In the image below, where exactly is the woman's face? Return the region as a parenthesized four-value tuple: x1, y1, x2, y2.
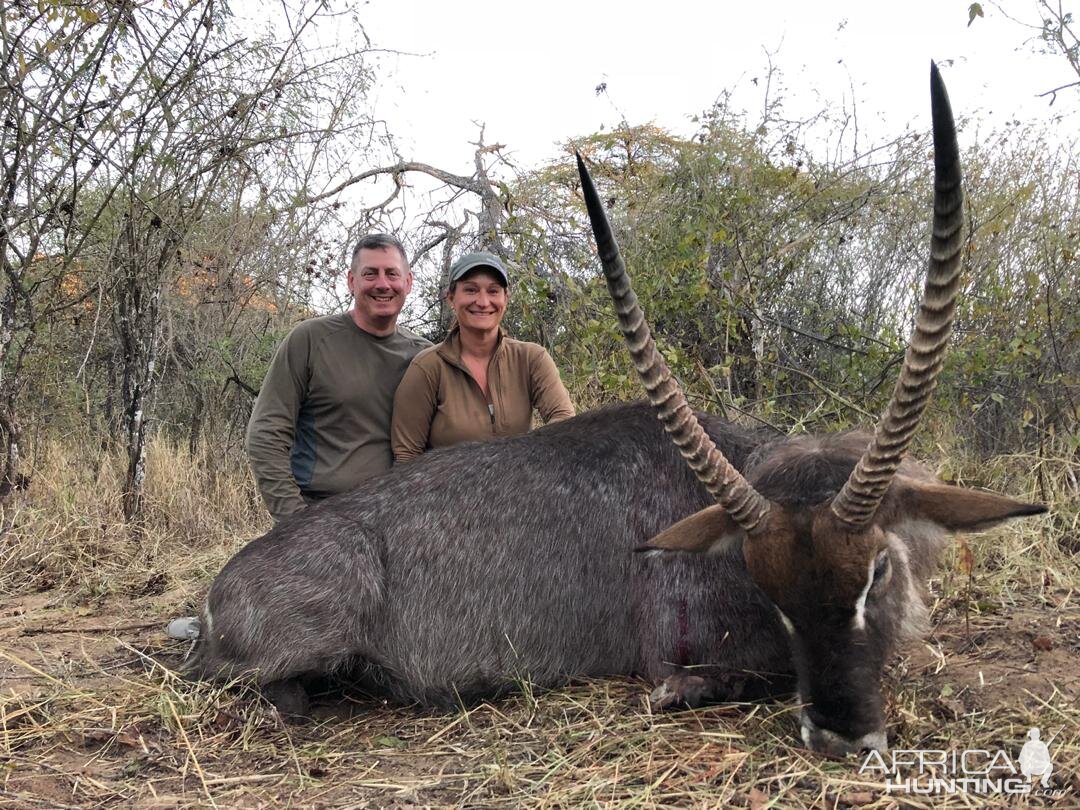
(448, 269, 508, 333)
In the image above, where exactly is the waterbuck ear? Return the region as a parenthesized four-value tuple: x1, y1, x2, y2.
(901, 482, 1048, 532)
(637, 504, 745, 555)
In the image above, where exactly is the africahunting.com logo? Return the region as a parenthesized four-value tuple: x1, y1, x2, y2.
(859, 727, 1070, 798)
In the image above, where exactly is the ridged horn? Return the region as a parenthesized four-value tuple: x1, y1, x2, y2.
(576, 152, 771, 533)
(832, 62, 965, 527)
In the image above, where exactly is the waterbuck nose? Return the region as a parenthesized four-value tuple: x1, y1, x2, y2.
(800, 710, 887, 757)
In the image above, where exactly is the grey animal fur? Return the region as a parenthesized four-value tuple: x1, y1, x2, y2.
(186, 400, 943, 708)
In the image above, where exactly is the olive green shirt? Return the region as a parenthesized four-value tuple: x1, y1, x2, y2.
(391, 327, 575, 462)
(246, 312, 430, 520)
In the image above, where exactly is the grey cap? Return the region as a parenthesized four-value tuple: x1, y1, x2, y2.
(448, 251, 509, 287)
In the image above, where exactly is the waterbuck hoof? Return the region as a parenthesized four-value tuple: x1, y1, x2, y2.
(262, 678, 311, 723)
(650, 673, 714, 711)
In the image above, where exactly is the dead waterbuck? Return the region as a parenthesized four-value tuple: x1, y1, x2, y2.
(186, 64, 1045, 756)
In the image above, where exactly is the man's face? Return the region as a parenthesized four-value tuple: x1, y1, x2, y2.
(348, 246, 413, 328)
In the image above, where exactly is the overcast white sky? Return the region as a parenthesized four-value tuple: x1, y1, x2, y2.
(355, 0, 1073, 173)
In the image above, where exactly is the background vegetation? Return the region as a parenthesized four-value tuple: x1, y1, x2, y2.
(1, 3, 1075, 533)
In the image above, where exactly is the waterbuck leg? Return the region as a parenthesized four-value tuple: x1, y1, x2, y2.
(650, 668, 796, 711)
(650, 671, 719, 710)
(262, 677, 310, 722)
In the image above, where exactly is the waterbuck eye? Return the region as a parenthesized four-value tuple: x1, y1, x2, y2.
(872, 551, 891, 585)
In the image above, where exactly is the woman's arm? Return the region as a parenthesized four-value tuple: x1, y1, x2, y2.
(529, 346, 576, 424)
(391, 358, 440, 462)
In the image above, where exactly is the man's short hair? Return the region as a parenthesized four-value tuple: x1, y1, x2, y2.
(351, 233, 408, 268)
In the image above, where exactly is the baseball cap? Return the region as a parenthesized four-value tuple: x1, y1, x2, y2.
(448, 251, 509, 287)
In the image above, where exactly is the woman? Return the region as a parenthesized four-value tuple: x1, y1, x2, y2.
(392, 251, 575, 462)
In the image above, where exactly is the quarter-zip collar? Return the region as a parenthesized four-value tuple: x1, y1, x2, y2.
(434, 325, 507, 372)
(435, 325, 506, 429)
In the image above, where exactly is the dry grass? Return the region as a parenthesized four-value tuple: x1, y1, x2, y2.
(1, 433, 1077, 807)
(0, 437, 269, 602)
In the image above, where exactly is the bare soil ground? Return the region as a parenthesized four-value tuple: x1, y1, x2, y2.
(2, 573, 1077, 808)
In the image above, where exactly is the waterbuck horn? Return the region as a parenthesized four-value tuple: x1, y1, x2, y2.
(831, 62, 965, 527)
(576, 152, 771, 533)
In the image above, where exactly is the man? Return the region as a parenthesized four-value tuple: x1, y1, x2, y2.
(167, 235, 430, 642)
(246, 233, 431, 521)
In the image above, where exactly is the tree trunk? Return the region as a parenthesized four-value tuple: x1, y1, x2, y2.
(188, 387, 204, 457)
(115, 209, 170, 526)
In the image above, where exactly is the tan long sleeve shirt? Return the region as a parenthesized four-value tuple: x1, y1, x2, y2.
(391, 328, 575, 462)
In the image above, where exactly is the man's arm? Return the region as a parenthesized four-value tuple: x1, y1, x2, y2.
(245, 327, 310, 520)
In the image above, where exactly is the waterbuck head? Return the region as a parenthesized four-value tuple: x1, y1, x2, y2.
(577, 64, 1047, 756)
